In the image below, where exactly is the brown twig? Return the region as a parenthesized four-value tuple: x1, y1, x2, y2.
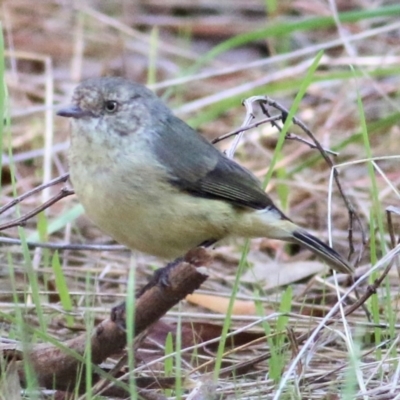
(0, 237, 128, 252)
(0, 173, 70, 216)
(0, 187, 74, 231)
(212, 107, 338, 156)
(258, 97, 366, 263)
(284, 132, 338, 155)
(261, 104, 338, 156)
(211, 115, 281, 144)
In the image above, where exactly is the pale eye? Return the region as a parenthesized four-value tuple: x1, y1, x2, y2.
(104, 100, 118, 113)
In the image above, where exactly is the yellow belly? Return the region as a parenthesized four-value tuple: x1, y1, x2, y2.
(71, 166, 236, 258)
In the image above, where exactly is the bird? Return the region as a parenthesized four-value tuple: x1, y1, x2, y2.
(57, 76, 353, 275)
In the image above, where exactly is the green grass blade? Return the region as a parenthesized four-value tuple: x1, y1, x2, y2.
(262, 50, 324, 188)
(193, 5, 400, 70)
(51, 251, 74, 326)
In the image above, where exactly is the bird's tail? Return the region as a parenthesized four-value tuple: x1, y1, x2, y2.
(249, 208, 353, 274)
(292, 229, 353, 274)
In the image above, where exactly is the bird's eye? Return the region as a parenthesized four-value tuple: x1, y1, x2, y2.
(104, 100, 118, 113)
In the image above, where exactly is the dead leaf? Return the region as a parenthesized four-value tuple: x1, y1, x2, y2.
(186, 293, 256, 315)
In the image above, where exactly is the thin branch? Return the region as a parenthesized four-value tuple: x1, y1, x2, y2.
(0, 237, 128, 252)
(211, 115, 281, 145)
(0, 173, 70, 216)
(285, 132, 338, 155)
(263, 103, 338, 155)
(259, 97, 366, 261)
(0, 187, 74, 231)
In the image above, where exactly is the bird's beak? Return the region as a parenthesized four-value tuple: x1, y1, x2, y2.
(57, 105, 92, 119)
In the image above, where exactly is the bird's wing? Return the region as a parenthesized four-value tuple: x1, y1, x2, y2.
(150, 114, 279, 211)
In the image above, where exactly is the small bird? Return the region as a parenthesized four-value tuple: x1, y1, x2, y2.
(57, 77, 353, 274)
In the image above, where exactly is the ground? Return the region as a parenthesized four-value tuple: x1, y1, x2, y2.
(0, 1, 400, 399)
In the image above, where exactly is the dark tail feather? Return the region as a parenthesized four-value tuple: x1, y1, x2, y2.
(293, 229, 353, 274)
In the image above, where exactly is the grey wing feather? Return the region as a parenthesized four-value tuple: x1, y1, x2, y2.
(150, 113, 276, 210)
(192, 157, 271, 209)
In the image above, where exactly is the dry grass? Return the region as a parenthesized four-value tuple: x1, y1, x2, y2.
(1, 0, 400, 399)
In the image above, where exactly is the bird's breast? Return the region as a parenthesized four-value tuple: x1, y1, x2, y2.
(70, 157, 236, 258)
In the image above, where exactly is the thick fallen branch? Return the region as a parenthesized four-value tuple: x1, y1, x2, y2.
(20, 248, 210, 393)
